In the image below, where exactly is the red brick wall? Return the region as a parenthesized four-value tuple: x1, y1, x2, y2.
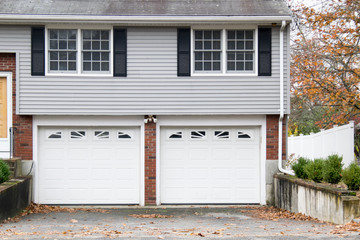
(0, 53, 33, 160)
(144, 122, 156, 205)
(266, 115, 287, 160)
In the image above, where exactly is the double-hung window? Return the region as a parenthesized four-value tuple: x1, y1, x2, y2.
(47, 28, 111, 74)
(192, 28, 256, 75)
(49, 29, 77, 72)
(227, 30, 254, 72)
(194, 30, 222, 72)
(82, 30, 110, 72)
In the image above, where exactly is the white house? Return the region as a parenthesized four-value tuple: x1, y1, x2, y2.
(0, 0, 292, 205)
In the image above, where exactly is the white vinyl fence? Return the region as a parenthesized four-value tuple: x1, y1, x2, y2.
(288, 121, 355, 167)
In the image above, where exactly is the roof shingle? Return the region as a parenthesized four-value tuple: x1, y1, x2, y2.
(0, 0, 291, 17)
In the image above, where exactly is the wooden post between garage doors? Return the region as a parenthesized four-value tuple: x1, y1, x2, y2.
(144, 115, 156, 205)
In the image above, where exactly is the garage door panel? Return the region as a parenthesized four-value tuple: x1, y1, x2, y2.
(113, 168, 138, 179)
(212, 168, 233, 178)
(91, 161, 116, 168)
(41, 189, 65, 202)
(212, 188, 232, 199)
(188, 148, 209, 161)
(65, 180, 89, 188)
(68, 189, 90, 199)
(92, 148, 112, 159)
(41, 161, 64, 168)
(41, 169, 65, 180)
(235, 168, 258, 177)
(188, 168, 209, 179)
(112, 189, 139, 202)
(210, 180, 235, 187)
(90, 169, 113, 180)
(212, 148, 233, 160)
(39, 126, 140, 204)
(67, 169, 90, 180)
(115, 148, 139, 158)
(161, 126, 260, 204)
(67, 153, 91, 162)
(42, 148, 66, 161)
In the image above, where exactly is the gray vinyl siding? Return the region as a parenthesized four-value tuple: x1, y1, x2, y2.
(0, 25, 290, 115)
(127, 28, 177, 77)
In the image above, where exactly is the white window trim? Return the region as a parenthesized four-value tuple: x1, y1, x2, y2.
(191, 26, 258, 77)
(45, 26, 114, 77)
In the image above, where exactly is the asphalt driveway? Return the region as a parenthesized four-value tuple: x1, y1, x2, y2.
(0, 205, 359, 239)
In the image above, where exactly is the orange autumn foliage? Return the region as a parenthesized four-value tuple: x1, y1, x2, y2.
(291, 0, 360, 128)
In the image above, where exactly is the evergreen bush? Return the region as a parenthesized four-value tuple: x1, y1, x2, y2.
(291, 157, 310, 179)
(0, 159, 10, 184)
(323, 154, 343, 184)
(304, 158, 324, 183)
(342, 162, 360, 191)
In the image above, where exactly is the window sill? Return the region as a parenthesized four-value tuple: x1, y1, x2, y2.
(191, 72, 258, 77)
(45, 73, 113, 77)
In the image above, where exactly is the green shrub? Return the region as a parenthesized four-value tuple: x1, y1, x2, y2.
(342, 163, 360, 191)
(0, 160, 10, 184)
(291, 157, 310, 179)
(323, 154, 343, 184)
(304, 158, 324, 183)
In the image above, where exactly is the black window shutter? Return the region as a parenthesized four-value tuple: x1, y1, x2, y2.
(31, 27, 45, 76)
(177, 28, 191, 76)
(113, 28, 127, 77)
(258, 28, 272, 76)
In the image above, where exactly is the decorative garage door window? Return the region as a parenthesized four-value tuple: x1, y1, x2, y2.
(118, 131, 131, 139)
(238, 131, 251, 139)
(214, 130, 230, 139)
(169, 131, 182, 139)
(70, 130, 86, 139)
(48, 131, 62, 139)
(94, 130, 109, 139)
(191, 130, 206, 139)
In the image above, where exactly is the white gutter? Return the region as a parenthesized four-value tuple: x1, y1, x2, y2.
(278, 20, 294, 175)
(0, 14, 292, 24)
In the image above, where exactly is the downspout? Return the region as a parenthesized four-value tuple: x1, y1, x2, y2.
(278, 20, 294, 175)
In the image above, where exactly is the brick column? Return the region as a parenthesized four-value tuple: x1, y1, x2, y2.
(0, 53, 33, 160)
(144, 121, 156, 205)
(266, 115, 287, 160)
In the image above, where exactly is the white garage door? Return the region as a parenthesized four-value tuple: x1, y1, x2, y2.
(161, 127, 260, 204)
(38, 127, 140, 204)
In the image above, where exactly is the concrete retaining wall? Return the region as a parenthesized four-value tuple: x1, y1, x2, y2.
(0, 177, 31, 222)
(274, 174, 360, 224)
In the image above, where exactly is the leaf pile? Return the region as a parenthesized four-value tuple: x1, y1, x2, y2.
(242, 206, 322, 222)
(331, 222, 360, 235)
(2, 203, 108, 223)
